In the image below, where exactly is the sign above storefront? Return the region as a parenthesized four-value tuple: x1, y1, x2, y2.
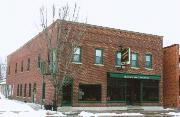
(108, 72, 160, 80)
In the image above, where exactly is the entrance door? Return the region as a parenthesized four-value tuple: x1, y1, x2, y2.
(126, 79, 141, 105)
(62, 84, 72, 106)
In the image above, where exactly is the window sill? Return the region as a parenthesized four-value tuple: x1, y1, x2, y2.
(115, 65, 125, 68)
(145, 68, 153, 70)
(72, 62, 82, 64)
(131, 67, 140, 69)
(94, 64, 104, 66)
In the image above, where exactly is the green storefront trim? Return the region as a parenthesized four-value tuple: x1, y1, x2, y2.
(108, 72, 161, 80)
(107, 100, 126, 103)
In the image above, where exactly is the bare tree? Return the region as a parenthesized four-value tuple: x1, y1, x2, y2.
(39, 3, 86, 107)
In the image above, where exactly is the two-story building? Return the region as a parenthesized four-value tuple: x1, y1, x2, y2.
(6, 20, 163, 107)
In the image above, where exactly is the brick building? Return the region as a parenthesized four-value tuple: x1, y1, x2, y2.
(7, 20, 163, 107)
(163, 44, 180, 108)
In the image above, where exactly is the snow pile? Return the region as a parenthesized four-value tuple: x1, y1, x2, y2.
(0, 95, 66, 117)
(167, 112, 180, 116)
(46, 110, 66, 116)
(78, 111, 95, 117)
(0, 93, 5, 99)
(78, 111, 144, 117)
(0, 99, 34, 111)
(163, 108, 174, 111)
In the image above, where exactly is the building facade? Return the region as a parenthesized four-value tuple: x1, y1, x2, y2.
(163, 44, 180, 108)
(7, 20, 163, 107)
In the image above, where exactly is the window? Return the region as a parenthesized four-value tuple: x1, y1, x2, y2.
(131, 53, 139, 67)
(27, 58, 30, 71)
(21, 61, 24, 72)
(24, 84, 26, 97)
(20, 84, 22, 96)
(73, 47, 81, 63)
(17, 84, 19, 96)
(145, 54, 152, 69)
(95, 49, 103, 64)
(8, 66, 10, 75)
(38, 54, 41, 68)
(15, 63, 18, 73)
(29, 83, 31, 97)
(107, 78, 126, 102)
(42, 82, 46, 99)
(78, 84, 101, 102)
(142, 80, 159, 102)
(115, 52, 121, 66)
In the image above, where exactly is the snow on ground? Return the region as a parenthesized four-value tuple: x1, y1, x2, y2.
(167, 112, 180, 116)
(78, 111, 144, 117)
(0, 93, 66, 117)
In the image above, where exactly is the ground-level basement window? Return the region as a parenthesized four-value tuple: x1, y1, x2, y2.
(78, 84, 101, 102)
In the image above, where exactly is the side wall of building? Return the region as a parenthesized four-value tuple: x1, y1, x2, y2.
(6, 23, 58, 105)
(163, 44, 180, 108)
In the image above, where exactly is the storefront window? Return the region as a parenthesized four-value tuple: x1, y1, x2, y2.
(142, 80, 159, 102)
(78, 84, 101, 102)
(107, 78, 126, 102)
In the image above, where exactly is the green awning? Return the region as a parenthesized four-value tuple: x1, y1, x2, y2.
(108, 72, 161, 80)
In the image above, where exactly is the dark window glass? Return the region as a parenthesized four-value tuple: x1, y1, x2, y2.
(20, 84, 22, 96)
(42, 82, 46, 99)
(78, 84, 101, 101)
(107, 78, 126, 102)
(38, 54, 41, 68)
(29, 83, 31, 97)
(8, 66, 10, 75)
(15, 63, 18, 73)
(27, 58, 30, 71)
(21, 61, 24, 72)
(142, 80, 159, 102)
(17, 84, 19, 96)
(24, 84, 26, 97)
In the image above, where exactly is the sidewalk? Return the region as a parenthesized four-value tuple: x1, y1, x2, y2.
(57, 106, 179, 117)
(58, 106, 166, 112)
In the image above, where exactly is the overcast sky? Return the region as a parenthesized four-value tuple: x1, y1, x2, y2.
(0, 0, 180, 62)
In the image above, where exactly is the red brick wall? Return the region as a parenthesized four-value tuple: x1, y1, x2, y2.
(7, 20, 163, 107)
(69, 22, 163, 106)
(6, 23, 57, 105)
(163, 44, 180, 108)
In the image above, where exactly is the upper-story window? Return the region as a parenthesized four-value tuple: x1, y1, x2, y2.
(8, 66, 10, 75)
(145, 54, 152, 69)
(27, 58, 30, 71)
(131, 53, 139, 68)
(73, 47, 81, 63)
(115, 52, 121, 66)
(21, 61, 24, 72)
(95, 49, 103, 64)
(15, 63, 18, 74)
(38, 54, 41, 68)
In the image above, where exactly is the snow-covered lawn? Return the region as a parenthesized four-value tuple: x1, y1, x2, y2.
(0, 93, 66, 117)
